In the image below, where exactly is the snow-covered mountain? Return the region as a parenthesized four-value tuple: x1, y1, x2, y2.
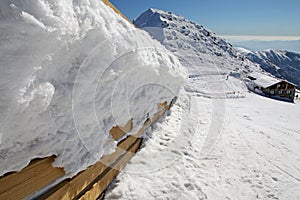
(242, 49, 300, 88)
(134, 8, 260, 98)
(105, 9, 300, 200)
(134, 8, 256, 76)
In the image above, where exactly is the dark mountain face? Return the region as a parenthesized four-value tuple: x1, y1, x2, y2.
(245, 50, 300, 88)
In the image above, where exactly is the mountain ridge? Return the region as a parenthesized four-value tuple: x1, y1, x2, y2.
(134, 8, 253, 77)
(135, 8, 299, 89)
(242, 49, 300, 88)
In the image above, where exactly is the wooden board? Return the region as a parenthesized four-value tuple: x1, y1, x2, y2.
(0, 100, 171, 200)
(0, 156, 64, 200)
(78, 139, 142, 200)
(45, 137, 142, 200)
(110, 119, 133, 141)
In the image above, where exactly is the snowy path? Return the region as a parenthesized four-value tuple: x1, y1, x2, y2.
(105, 89, 300, 199)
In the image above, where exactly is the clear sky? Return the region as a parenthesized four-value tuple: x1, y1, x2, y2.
(109, 0, 300, 37)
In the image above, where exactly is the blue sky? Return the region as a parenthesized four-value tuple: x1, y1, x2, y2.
(110, 0, 300, 37)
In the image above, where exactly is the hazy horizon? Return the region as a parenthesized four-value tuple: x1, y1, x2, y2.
(222, 35, 300, 53)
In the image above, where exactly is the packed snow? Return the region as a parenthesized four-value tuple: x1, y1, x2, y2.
(0, 1, 186, 177)
(104, 8, 300, 200)
(105, 90, 300, 200)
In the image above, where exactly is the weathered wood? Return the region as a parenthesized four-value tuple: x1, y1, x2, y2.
(0, 99, 171, 200)
(0, 156, 64, 200)
(45, 136, 141, 200)
(110, 119, 133, 141)
(78, 139, 142, 200)
(45, 151, 123, 200)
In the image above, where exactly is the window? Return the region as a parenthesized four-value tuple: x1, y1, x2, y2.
(270, 90, 274, 95)
(278, 90, 282, 95)
(286, 90, 291, 94)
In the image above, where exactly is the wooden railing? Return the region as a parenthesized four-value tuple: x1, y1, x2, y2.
(0, 2, 172, 199)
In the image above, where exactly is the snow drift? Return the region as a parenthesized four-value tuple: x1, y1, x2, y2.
(0, 1, 186, 177)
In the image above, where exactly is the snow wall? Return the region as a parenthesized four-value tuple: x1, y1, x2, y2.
(0, 0, 187, 177)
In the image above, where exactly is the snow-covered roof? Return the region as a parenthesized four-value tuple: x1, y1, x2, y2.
(254, 77, 280, 88)
(249, 72, 281, 88)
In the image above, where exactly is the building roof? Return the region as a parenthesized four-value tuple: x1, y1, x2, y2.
(253, 76, 281, 88)
(249, 72, 297, 88)
(249, 72, 281, 88)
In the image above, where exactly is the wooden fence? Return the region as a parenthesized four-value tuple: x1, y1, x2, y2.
(0, 100, 173, 200)
(0, 2, 172, 199)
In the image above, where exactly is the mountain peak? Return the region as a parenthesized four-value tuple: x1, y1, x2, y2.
(148, 8, 165, 14)
(135, 8, 185, 28)
(134, 8, 241, 71)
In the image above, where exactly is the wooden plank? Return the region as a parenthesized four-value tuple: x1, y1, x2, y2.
(0, 156, 64, 200)
(77, 105, 170, 199)
(45, 152, 121, 200)
(78, 139, 142, 200)
(110, 119, 133, 141)
(0, 157, 53, 194)
(45, 137, 139, 200)
(0, 101, 171, 200)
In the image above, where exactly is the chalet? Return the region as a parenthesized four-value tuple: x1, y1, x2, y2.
(247, 73, 297, 101)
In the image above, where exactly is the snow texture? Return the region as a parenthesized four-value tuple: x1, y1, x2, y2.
(105, 8, 300, 200)
(106, 91, 300, 200)
(134, 9, 256, 77)
(0, 1, 186, 177)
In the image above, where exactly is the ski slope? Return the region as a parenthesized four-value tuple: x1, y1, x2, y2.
(104, 8, 300, 200)
(105, 87, 300, 200)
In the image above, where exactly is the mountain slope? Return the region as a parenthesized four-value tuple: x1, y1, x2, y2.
(134, 8, 261, 99)
(243, 49, 300, 88)
(105, 8, 300, 200)
(134, 8, 256, 77)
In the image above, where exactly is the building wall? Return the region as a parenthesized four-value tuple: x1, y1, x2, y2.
(263, 81, 296, 101)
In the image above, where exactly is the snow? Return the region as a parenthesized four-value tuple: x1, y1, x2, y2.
(105, 88, 300, 200)
(2, 2, 299, 199)
(105, 8, 300, 200)
(235, 47, 252, 55)
(0, 1, 186, 177)
(134, 8, 257, 79)
(248, 72, 281, 88)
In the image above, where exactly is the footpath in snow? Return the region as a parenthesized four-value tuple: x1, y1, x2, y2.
(105, 85, 300, 200)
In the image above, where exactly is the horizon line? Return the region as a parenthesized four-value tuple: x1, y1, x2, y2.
(222, 35, 300, 41)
